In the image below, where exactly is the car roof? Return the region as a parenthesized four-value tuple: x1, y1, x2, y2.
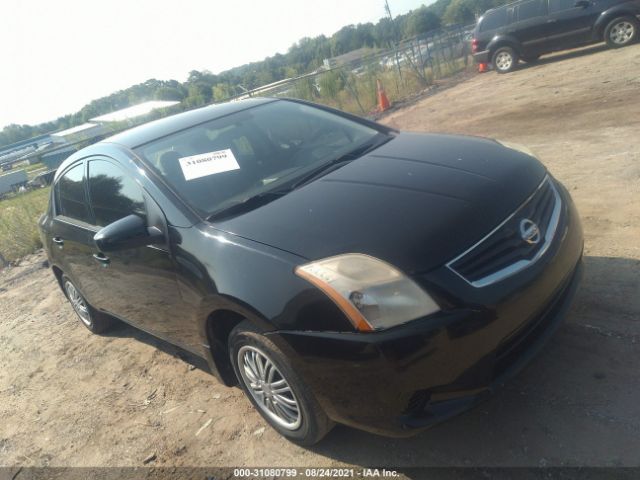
(102, 97, 277, 149)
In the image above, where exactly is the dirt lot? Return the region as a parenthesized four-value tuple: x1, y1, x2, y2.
(1, 43, 639, 470)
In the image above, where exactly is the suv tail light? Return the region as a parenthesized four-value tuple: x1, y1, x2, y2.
(471, 38, 479, 54)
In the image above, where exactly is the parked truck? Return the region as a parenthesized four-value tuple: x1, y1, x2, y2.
(0, 169, 28, 196)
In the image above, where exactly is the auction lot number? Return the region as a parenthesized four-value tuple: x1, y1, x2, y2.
(233, 468, 399, 477)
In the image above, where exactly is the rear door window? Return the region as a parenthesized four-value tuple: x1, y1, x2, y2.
(516, 0, 547, 21)
(480, 9, 509, 31)
(54, 163, 91, 223)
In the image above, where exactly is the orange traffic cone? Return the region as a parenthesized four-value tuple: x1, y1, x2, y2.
(478, 62, 488, 73)
(377, 79, 391, 112)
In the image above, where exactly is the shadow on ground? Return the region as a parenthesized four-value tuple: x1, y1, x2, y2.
(517, 44, 609, 71)
(102, 322, 211, 373)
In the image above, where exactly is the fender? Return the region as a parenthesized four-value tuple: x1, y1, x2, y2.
(592, 0, 640, 38)
(176, 222, 354, 385)
(486, 33, 524, 59)
(196, 293, 275, 385)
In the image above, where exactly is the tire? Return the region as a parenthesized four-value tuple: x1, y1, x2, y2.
(604, 16, 639, 48)
(229, 321, 333, 446)
(522, 54, 541, 63)
(62, 275, 113, 334)
(492, 46, 519, 74)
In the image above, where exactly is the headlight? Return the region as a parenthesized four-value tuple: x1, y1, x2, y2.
(496, 139, 537, 158)
(295, 253, 440, 332)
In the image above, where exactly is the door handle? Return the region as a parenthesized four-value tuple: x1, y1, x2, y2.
(547, 18, 558, 23)
(92, 252, 110, 266)
(52, 237, 64, 247)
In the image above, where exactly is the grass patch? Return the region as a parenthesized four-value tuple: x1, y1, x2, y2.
(24, 161, 45, 173)
(0, 188, 50, 264)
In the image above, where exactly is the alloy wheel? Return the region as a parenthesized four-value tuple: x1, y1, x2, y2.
(495, 51, 513, 71)
(238, 345, 302, 430)
(64, 280, 91, 327)
(610, 21, 635, 45)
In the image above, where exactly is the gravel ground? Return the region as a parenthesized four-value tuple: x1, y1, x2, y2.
(1, 43, 639, 471)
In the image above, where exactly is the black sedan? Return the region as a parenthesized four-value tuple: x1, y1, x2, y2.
(39, 98, 583, 445)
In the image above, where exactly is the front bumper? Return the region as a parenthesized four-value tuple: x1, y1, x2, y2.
(267, 182, 583, 437)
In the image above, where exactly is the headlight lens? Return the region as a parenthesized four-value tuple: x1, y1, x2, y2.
(295, 254, 440, 332)
(496, 139, 537, 158)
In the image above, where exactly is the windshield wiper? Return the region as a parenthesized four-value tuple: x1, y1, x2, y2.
(287, 133, 393, 191)
(207, 190, 288, 222)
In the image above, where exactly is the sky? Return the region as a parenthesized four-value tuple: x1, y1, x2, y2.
(0, 0, 429, 130)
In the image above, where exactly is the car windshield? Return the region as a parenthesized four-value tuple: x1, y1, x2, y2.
(134, 100, 384, 218)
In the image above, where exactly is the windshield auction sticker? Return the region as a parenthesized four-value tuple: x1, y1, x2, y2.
(178, 149, 240, 180)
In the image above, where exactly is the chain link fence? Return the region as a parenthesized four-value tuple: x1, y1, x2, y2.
(225, 24, 475, 117)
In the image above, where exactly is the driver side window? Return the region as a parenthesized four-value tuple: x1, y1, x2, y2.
(87, 159, 146, 227)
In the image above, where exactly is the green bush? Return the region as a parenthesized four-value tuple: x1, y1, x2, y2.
(0, 188, 50, 264)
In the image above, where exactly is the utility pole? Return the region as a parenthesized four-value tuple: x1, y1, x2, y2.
(384, 0, 399, 43)
(384, 0, 404, 88)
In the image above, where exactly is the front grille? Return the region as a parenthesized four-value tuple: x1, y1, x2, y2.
(448, 176, 561, 287)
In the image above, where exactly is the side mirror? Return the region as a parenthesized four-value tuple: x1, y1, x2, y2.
(574, 0, 590, 7)
(94, 214, 164, 252)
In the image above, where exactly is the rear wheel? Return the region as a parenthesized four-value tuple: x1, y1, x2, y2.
(229, 321, 333, 446)
(604, 16, 639, 48)
(492, 46, 519, 74)
(62, 275, 113, 333)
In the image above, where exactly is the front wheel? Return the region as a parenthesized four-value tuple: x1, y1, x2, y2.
(604, 16, 639, 48)
(492, 46, 519, 74)
(229, 321, 333, 445)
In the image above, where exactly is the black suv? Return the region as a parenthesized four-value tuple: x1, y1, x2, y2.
(472, 0, 640, 73)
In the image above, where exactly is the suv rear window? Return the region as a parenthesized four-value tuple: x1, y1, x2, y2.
(480, 9, 509, 32)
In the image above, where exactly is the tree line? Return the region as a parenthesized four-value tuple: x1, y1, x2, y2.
(1, 0, 511, 149)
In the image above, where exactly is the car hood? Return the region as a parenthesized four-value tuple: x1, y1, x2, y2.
(214, 132, 547, 274)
